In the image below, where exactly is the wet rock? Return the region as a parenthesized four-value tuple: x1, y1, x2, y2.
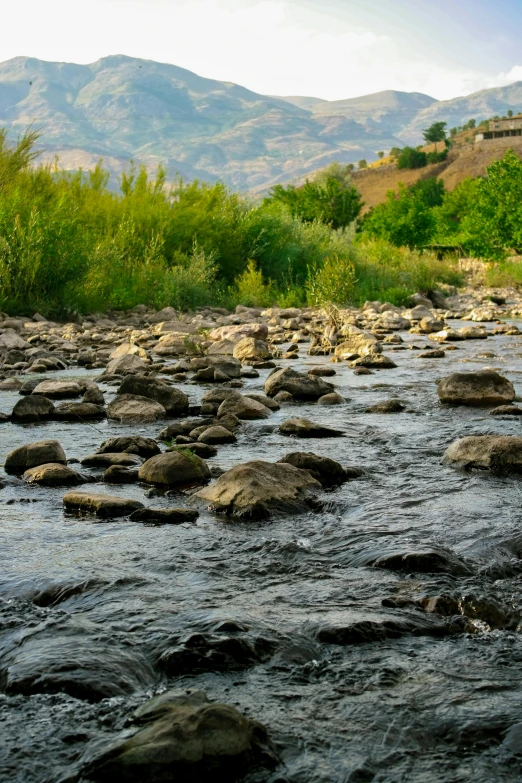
(0, 378, 23, 391)
(308, 366, 336, 377)
(53, 402, 106, 420)
(418, 349, 445, 358)
(334, 333, 381, 359)
(195, 459, 321, 518)
(210, 323, 269, 342)
(232, 337, 272, 362)
(351, 354, 397, 369)
(104, 354, 148, 375)
(244, 393, 279, 411)
(23, 463, 86, 486)
(279, 417, 344, 438)
(83, 384, 105, 405)
(138, 451, 210, 486)
(442, 435, 522, 473)
(31, 380, 82, 398)
(63, 491, 144, 517)
(353, 367, 373, 375)
(19, 378, 46, 395)
(318, 392, 345, 405)
(5, 439, 66, 473)
(11, 395, 55, 422)
(458, 325, 489, 339)
(370, 548, 472, 576)
(96, 436, 161, 459)
(118, 376, 189, 416)
(80, 690, 277, 782)
(198, 425, 237, 444)
(170, 442, 218, 459)
(81, 452, 144, 468)
(490, 405, 522, 416)
(129, 507, 199, 524)
(278, 451, 361, 486)
(103, 465, 140, 483)
(421, 593, 519, 630)
(217, 394, 270, 421)
(273, 390, 294, 402)
(317, 616, 455, 645)
(159, 633, 272, 674)
(107, 394, 167, 423)
(437, 370, 515, 406)
(365, 400, 405, 413)
(265, 367, 333, 400)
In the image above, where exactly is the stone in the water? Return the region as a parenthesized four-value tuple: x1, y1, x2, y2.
(217, 394, 270, 420)
(104, 465, 140, 483)
(279, 417, 344, 438)
(53, 402, 106, 420)
(63, 491, 144, 517)
(195, 459, 320, 518)
(118, 375, 189, 416)
(244, 393, 280, 411)
(138, 451, 210, 486)
(5, 439, 66, 473)
(81, 452, 144, 468)
(317, 616, 454, 645)
(11, 395, 55, 422)
(159, 633, 271, 674)
(232, 337, 272, 362)
(31, 380, 82, 399)
(308, 366, 336, 377)
(107, 394, 167, 423)
(80, 690, 277, 782)
(264, 367, 333, 400)
(129, 507, 199, 524)
(437, 370, 515, 406)
(169, 442, 218, 459)
(490, 405, 522, 416)
(23, 463, 86, 486)
(83, 384, 105, 405)
(366, 400, 405, 413)
(317, 392, 345, 405)
(442, 435, 522, 473)
(418, 349, 445, 358)
(97, 436, 160, 459)
(104, 354, 148, 376)
(371, 548, 472, 575)
(278, 451, 361, 486)
(198, 425, 237, 444)
(351, 354, 397, 369)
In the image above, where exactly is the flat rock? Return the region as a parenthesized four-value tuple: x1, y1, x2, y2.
(279, 418, 344, 438)
(443, 435, 522, 473)
(107, 394, 167, 423)
(366, 400, 405, 413)
(31, 380, 82, 399)
(5, 440, 66, 473)
(210, 323, 269, 342)
(63, 491, 144, 517)
(53, 402, 106, 420)
(490, 405, 522, 416)
(437, 370, 515, 406)
(23, 463, 86, 486)
(138, 451, 210, 486)
(351, 354, 397, 369)
(81, 452, 144, 468)
(195, 459, 321, 518)
(129, 507, 199, 524)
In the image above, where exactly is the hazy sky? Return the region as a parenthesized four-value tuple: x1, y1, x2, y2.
(3, 0, 522, 100)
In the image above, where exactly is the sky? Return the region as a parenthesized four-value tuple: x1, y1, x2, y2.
(2, 0, 522, 101)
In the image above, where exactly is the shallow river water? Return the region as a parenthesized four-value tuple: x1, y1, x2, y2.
(2, 320, 522, 782)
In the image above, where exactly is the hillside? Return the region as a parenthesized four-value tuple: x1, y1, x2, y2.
(0, 55, 399, 191)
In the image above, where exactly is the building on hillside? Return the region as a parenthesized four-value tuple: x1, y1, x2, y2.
(475, 115, 522, 142)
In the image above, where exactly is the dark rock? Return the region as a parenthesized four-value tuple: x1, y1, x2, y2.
(53, 402, 106, 420)
(12, 395, 55, 422)
(96, 436, 160, 459)
(317, 616, 456, 645)
(129, 507, 199, 524)
(170, 442, 218, 459)
(437, 370, 515, 406)
(279, 417, 344, 438)
(23, 463, 86, 486)
(370, 548, 472, 576)
(81, 453, 143, 468)
(103, 465, 140, 483)
(138, 451, 210, 486)
(118, 375, 189, 415)
(5, 440, 66, 473)
(278, 451, 361, 486)
(490, 405, 522, 416)
(265, 367, 333, 399)
(365, 399, 405, 413)
(159, 633, 272, 674)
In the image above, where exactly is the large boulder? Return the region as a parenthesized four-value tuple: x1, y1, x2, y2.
(96, 436, 160, 459)
(198, 426, 237, 445)
(232, 337, 272, 362)
(31, 380, 82, 399)
(107, 395, 167, 423)
(104, 354, 149, 375)
(118, 376, 189, 416)
(80, 689, 277, 783)
(264, 367, 333, 400)
(278, 452, 361, 486)
(5, 440, 66, 473)
(209, 323, 268, 343)
(437, 370, 515, 406)
(53, 402, 106, 420)
(63, 491, 144, 517)
(442, 436, 522, 473)
(217, 395, 270, 421)
(335, 333, 381, 359)
(23, 463, 86, 486)
(0, 329, 30, 350)
(138, 451, 210, 486)
(11, 395, 55, 422)
(195, 460, 321, 518)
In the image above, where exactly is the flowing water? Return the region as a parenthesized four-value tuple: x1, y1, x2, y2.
(2, 321, 522, 782)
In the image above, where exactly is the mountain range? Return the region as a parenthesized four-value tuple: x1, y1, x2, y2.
(1, 55, 522, 191)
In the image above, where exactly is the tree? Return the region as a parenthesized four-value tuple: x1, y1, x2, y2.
(377, 151, 385, 159)
(422, 121, 447, 145)
(358, 159, 367, 169)
(363, 182, 436, 248)
(397, 147, 427, 170)
(346, 163, 355, 172)
(411, 177, 445, 208)
(508, 109, 514, 118)
(390, 147, 402, 159)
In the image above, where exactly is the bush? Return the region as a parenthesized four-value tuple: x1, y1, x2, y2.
(397, 147, 428, 170)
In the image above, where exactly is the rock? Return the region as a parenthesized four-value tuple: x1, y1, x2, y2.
(31, 380, 82, 399)
(80, 690, 277, 783)
(370, 548, 472, 575)
(208, 339, 235, 355)
(410, 293, 434, 309)
(81, 453, 144, 468)
(442, 435, 522, 473)
(118, 376, 189, 416)
(279, 418, 344, 438)
(308, 366, 336, 377)
(244, 393, 280, 411)
(418, 349, 445, 358)
(170, 442, 218, 459)
(63, 491, 144, 517)
(53, 402, 106, 420)
(437, 370, 515, 406)
(353, 367, 372, 375)
(0, 329, 29, 350)
(217, 395, 270, 421)
(264, 367, 333, 400)
(209, 323, 269, 342)
(278, 451, 361, 486)
(83, 385, 105, 405)
(335, 333, 381, 358)
(317, 392, 345, 405)
(273, 390, 294, 402)
(108, 342, 145, 360)
(0, 378, 23, 390)
(138, 451, 210, 486)
(490, 405, 522, 416)
(195, 460, 321, 518)
(97, 436, 161, 458)
(366, 400, 405, 413)
(129, 507, 199, 524)
(19, 379, 45, 395)
(5, 440, 66, 473)
(317, 616, 454, 646)
(107, 394, 167, 423)
(198, 426, 237, 444)
(351, 354, 397, 369)
(232, 337, 272, 362)
(103, 465, 140, 483)
(11, 395, 55, 422)
(159, 634, 271, 675)
(458, 326, 489, 339)
(23, 463, 86, 486)
(104, 354, 148, 375)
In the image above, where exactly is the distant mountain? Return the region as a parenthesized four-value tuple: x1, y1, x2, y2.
(0, 55, 520, 191)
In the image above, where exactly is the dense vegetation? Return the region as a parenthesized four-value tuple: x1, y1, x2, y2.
(1, 128, 521, 317)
